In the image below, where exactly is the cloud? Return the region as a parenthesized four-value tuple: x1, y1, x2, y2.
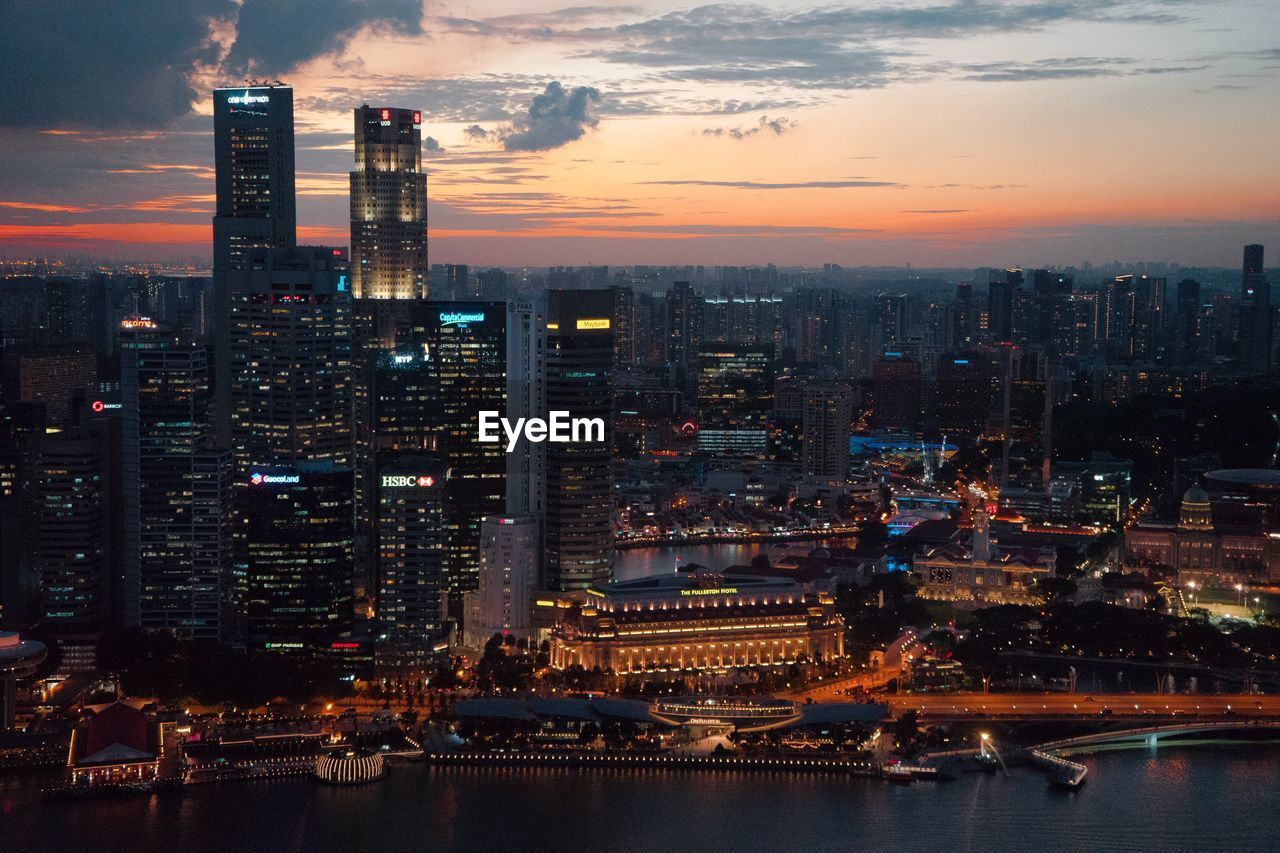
(0, 1, 234, 128)
(223, 0, 425, 77)
(900, 209, 976, 214)
(0, 0, 426, 129)
(642, 179, 900, 189)
(464, 124, 492, 141)
(702, 115, 797, 139)
(424, 136, 445, 155)
(501, 82, 601, 152)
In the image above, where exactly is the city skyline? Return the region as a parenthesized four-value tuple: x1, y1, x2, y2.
(0, 1, 1278, 267)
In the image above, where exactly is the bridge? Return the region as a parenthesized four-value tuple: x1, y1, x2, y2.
(1032, 720, 1280, 755)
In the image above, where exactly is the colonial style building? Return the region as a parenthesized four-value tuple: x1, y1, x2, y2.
(550, 573, 844, 676)
(915, 508, 1055, 605)
(1125, 485, 1280, 586)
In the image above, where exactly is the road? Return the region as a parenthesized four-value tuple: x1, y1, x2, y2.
(785, 628, 927, 701)
(884, 691, 1280, 720)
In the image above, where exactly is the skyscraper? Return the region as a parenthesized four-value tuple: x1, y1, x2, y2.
(1239, 244, 1272, 375)
(695, 344, 774, 459)
(36, 433, 111, 631)
(349, 106, 428, 300)
(228, 246, 354, 474)
(375, 457, 449, 651)
(543, 290, 614, 591)
(465, 515, 539, 646)
(410, 302, 507, 615)
(987, 268, 1021, 344)
(240, 462, 354, 652)
(120, 324, 232, 640)
(213, 84, 297, 443)
(801, 383, 854, 483)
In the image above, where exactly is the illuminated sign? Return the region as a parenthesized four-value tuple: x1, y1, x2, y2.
(330, 642, 361, 650)
(120, 317, 156, 330)
(576, 318, 610, 330)
(264, 642, 303, 649)
(226, 89, 270, 105)
(381, 108, 390, 121)
(337, 274, 348, 292)
(439, 311, 485, 326)
(90, 400, 122, 412)
(392, 353, 415, 365)
(413, 111, 422, 125)
(250, 473, 300, 486)
(680, 587, 739, 597)
(381, 475, 436, 488)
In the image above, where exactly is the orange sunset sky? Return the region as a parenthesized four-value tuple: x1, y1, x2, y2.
(0, 1, 1277, 267)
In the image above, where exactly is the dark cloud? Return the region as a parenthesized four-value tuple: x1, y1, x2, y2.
(464, 124, 492, 141)
(0, 1, 234, 128)
(223, 0, 425, 77)
(642, 179, 900, 189)
(424, 135, 445, 155)
(501, 82, 601, 152)
(952, 56, 1207, 82)
(702, 116, 797, 139)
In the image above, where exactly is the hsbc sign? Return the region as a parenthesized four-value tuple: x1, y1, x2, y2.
(381, 475, 436, 489)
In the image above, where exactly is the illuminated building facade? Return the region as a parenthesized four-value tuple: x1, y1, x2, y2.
(213, 83, 297, 442)
(120, 327, 232, 640)
(801, 383, 854, 482)
(239, 462, 354, 653)
(410, 302, 507, 612)
(695, 344, 774, 459)
(551, 573, 844, 675)
(464, 514, 539, 646)
(17, 345, 97, 428)
(228, 246, 354, 474)
(350, 106, 428, 300)
(376, 457, 449, 643)
(543, 290, 614, 591)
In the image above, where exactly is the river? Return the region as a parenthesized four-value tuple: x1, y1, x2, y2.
(2, 746, 1276, 852)
(612, 541, 824, 581)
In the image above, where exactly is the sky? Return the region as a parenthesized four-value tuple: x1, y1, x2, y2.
(0, 0, 1277, 268)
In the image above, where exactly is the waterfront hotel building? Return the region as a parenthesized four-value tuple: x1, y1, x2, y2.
(550, 573, 844, 675)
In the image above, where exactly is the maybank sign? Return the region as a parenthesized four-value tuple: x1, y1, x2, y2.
(576, 318, 610, 330)
(440, 311, 485, 327)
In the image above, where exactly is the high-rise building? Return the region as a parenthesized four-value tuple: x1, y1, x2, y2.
(987, 268, 1021, 344)
(1239, 244, 1272, 375)
(695, 344, 774, 458)
(667, 281, 701, 396)
(36, 433, 111, 631)
(931, 353, 995, 438)
(543, 290, 614, 591)
(801, 383, 854, 483)
(375, 457, 449, 647)
(349, 106, 428, 300)
(17, 346, 96, 428)
(120, 326, 232, 640)
(212, 84, 297, 443)
(240, 462, 354, 653)
(228, 246, 354, 474)
(465, 515, 539, 647)
(410, 302, 507, 614)
(505, 300, 545, 519)
(869, 355, 920, 432)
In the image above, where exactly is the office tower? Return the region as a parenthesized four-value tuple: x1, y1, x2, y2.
(1239, 244, 1272, 375)
(240, 462, 354, 652)
(476, 268, 508, 300)
(802, 383, 854, 482)
(444, 264, 470, 301)
(611, 285, 637, 371)
(0, 402, 46, 630)
(120, 326, 232, 640)
(36, 433, 111, 631)
(505, 300, 545, 518)
(667, 281, 701, 396)
(212, 84, 297, 443)
(543, 290, 614, 591)
(869, 355, 921, 432)
(375, 457, 449, 655)
(791, 288, 841, 366)
(17, 346, 96, 428)
(695, 344, 774, 458)
(877, 293, 911, 346)
(228, 246, 354, 474)
(1173, 279, 1202, 366)
(987, 268, 1021, 344)
(931, 353, 995, 438)
(350, 106, 428, 300)
(411, 303, 507, 615)
(951, 283, 976, 350)
(465, 515, 539, 646)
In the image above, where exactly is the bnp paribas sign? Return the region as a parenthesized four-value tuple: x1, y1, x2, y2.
(477, 411, 604, 452)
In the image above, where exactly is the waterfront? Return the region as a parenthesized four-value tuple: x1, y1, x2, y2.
(3, 746, 1278, 852)
(612, 542, 821, 581)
